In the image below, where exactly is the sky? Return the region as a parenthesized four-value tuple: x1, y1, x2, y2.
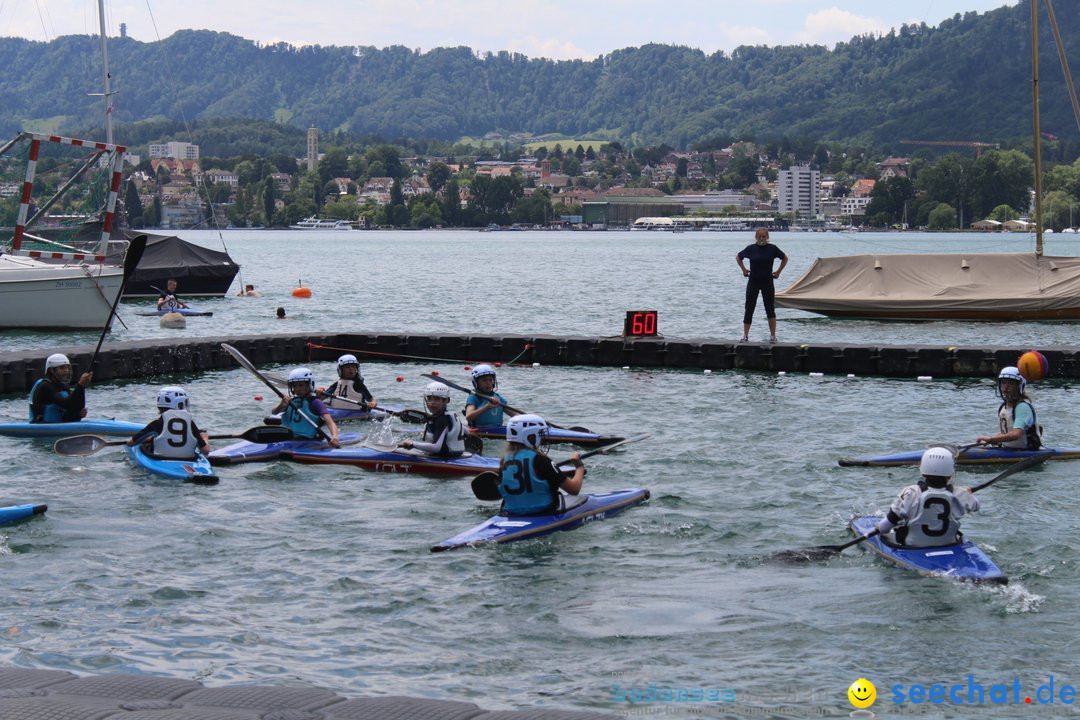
(0, 0, 1019, 60)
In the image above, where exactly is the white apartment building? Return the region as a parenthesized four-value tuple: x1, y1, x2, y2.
(778, 165, 819, 217)
(149, 141, 200, 160)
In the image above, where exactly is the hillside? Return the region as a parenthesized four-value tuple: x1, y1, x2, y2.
(0, 3, 1076, 149)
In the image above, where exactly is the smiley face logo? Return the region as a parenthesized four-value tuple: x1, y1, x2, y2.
(848, 678, 876, 709)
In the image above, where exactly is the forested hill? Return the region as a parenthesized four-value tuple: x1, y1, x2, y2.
(0, 2, 1077, 149)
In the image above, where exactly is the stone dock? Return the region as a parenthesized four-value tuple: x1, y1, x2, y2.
(0, 332, 1071, 394)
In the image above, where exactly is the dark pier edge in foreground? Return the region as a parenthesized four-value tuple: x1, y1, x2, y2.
(0, 667, 611, 718)
(1, 332, 1073, 395)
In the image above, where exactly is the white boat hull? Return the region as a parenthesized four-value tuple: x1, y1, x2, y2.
(0, 255, 123, 330)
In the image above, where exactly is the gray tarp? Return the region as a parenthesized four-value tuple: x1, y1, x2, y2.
(775, 253, 1080, 320)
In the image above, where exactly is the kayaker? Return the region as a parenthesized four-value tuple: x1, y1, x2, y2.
(976, 366, 1042, 450)
(271, 367, 341, 447)
(28, 353, 91, 423)
(399, 382, 469, 457)
(157, 278, 189, 311)
(875, 446, 979, 547)
(736, 227, 788, 343)
(497, 414, 585, 515)
(127, 386, 210, 459)
(318, 354, 376, 410)
(464, 364, 519, 427)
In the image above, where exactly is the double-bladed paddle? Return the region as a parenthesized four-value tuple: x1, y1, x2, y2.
(88, 234, 147, 374)
(221, 343, 332, 442)
(772, 450, 1055, 563)
(54, 425, 296, 456)
(263, 370, 430, 424)
(421, 373, 590, 433)
(469, 433, 650, 501)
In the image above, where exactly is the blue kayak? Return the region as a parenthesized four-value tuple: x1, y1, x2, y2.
(469, 424, 624, 447)
(431, 488, 651, 552)
(0, 419, 143, 439)
(839, 446, 1080, 466)
(136, 308, 212, 317)
(850, 516, 1006, 584)
(282, 445, 500, 477)
(126, 445, 219, 484)
(0, 503, 47, 526)
(208, 431, 365, 465)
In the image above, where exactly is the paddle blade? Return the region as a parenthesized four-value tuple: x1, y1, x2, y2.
(770, 545, 847, 564)
(395, 408, 430, 424)
(53, 434, 118, 456)
(122, 235, 148, 278)
(238, 426, 295, 444)
(471, 471, 501, 501)
(464, 434, 484, 454)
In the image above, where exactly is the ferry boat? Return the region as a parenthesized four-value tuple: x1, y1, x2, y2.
(289, 217, 354, 230)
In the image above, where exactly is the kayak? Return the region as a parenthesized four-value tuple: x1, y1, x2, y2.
(839, 446, 1080, 467)
(281, 445, 500, 477)
(126, 444, 219, 484)
(849, 515, 1006, 584)
(469, 424, 625, 447)
(0, 503, 47, 526)
(208, 431, 365, 466)
(431, 488, 650, 552)
(0, 419, 143, 439)
(136, 308, 213, 317)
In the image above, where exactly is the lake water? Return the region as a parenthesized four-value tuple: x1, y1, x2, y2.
(2, 229, 1079, 718)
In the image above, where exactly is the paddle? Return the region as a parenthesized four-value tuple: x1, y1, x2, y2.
(421, 373, 591, 433)
(54, 425, 296, 456)
(220, 343, 331, 442)
(470, 432, 651, 501)
(772, 450, 1055, 563)
(88, 234, 147, 373)
(264, 371, 430, 424)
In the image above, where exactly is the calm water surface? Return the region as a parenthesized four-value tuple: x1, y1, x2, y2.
(2, 229, 1079, 718)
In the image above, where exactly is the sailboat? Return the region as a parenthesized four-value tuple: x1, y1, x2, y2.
(776, 0, 1080, 321)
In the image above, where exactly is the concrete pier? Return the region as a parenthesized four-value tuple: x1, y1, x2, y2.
(0, 332, 1071, 395)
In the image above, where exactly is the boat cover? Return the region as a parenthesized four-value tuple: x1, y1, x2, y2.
(775, 252, 1080, 319)
(109, 231, 240, 297)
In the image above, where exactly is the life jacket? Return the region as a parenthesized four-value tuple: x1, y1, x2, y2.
(160, 294, 181, 311)
(28, 378, 69, 423)
(997, 400, 1042, 449)
(281, 397, 323, 440)
(421, 411, 468, 456)
(466, 392, 506, 427)
(499, 447, 559, 515)
(325, 378, 371, 409)
(895, 482, 964, 547)
(150, 408, 199, 459)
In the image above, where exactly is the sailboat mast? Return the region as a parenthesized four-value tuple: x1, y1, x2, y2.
(1031, 0, 1044, 256)
(96, 0, 114, 145)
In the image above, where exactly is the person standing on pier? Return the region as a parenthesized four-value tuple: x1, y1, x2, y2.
(736, 227, 788, 343)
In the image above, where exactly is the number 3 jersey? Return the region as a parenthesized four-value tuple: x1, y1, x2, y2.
(132, 409, 205, 459)
(887, 481, 980, 547)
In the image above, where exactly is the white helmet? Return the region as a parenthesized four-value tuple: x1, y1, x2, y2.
(337, 354, 361, 379)
(157, 385, 189, 411)
(287, 367, 315, 392)
(507, 413, 549, 450)
(423, 381, 450, 400)
(470, 364, 497, 389)
(45, 353, 70, 371)
(998, 366, 1026, 397)
(920, 446, 955, 478)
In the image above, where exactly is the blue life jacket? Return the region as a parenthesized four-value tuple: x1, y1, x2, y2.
(499, 447, 559, 515)
(466, 392, 506, 427)
(28, 378, 68, 423)
(281, 397, 323, 439)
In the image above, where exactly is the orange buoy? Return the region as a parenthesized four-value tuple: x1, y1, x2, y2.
(1018, 350, 1048, 381)
(291, 286, 312, 298)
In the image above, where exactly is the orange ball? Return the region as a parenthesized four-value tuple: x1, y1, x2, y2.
(254, 395, 263, 401)
(396, 376, 404, 382)
(1018, 350, 1048, 381)
(291, 286, 312, 298)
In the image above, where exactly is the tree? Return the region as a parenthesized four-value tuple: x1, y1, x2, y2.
(426, 162, 452, 194)
(927, 203, 957, 230)
(988, 203, 1019, 222)
(676, 157, 688, 177)
(318, 147, 349, 183)
(262, 176, 276, 226)
(865, 176, 916, 226)
(124, 180, 143, 228)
